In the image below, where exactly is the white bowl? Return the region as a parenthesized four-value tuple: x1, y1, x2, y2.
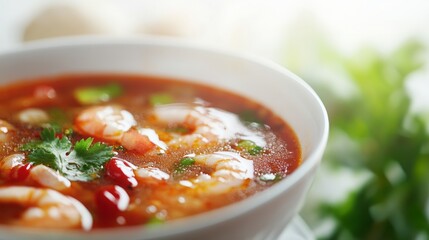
(0, 38, 328, 240)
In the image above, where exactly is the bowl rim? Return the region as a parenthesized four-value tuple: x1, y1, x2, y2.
(0, 36, 329, 238)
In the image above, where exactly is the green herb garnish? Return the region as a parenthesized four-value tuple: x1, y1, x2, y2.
(146, 216, 165, 226)
(174, 157, 195, 173)
(74, 83, 123, 105)
(238, 110, 262, 124)
(22, 128, 114, 181)
(237, 140, 263, 155)
(149, 93, 173, 106)
(179, 157, 195, 167)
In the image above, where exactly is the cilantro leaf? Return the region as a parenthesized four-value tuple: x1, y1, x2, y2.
(23, 128, 114, 181)
(40, 127, 57, 141)
(69, 138, 115, 179)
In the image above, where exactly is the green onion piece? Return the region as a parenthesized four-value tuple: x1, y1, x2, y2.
(237, 140, 263, 155)
(179, 157, 195, 167)
(175, 157, 195, 173)
(149, 93, 173, 106)
(146, 217, 165, 226)
(74, 83, 123, 105)
(238, 110, 262, 124)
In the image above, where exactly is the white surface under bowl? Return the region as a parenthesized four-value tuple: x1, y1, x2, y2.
(0, 37, 328, 240)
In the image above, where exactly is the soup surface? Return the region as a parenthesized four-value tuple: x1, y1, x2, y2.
(0, 74, 301, 230)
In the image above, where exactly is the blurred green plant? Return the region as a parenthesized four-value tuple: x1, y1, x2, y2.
(288, 39, 429, 239)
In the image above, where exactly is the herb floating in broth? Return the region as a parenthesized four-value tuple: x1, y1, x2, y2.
(74, 83, 123, 105)
(149, 93, 174, 106)
(237, 139, 264, 155)
(0, 74, 301, 230)
(239, 109, 263, 125)
(21, 128, 114, 181)
(174, 156, 196, 174)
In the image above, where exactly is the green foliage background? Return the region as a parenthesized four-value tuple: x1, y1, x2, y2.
(286, 39, 429, 239)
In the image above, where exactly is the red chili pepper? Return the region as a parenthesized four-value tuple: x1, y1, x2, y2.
(9, 163, 33, 182)
(95, 185, 130, 217)
(105, 157, 138, 188)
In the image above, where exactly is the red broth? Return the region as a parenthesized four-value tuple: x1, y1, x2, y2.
(0, 74, 301, 229)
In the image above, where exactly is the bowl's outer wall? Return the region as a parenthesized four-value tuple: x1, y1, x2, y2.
(0, 39, 328, 240)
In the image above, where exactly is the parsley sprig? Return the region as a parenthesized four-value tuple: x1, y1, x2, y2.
(22, 128, 114, 181)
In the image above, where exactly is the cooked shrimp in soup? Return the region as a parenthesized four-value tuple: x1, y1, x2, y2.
(0, 74, 301, 230)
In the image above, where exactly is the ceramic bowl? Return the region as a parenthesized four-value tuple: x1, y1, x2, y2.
(0, 38, 328, 240)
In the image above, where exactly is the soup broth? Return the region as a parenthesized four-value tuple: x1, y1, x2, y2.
(0, 74, 301, 230)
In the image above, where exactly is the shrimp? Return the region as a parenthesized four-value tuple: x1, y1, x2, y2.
(0, 186, 92, 230)
(106, 157, 169, 188)
(74, 105, 166, 154)
(0, 119, 15, 143)
(0, 153, 25, 178)
(152, 103, 266, 148)
(0, 153, 70, 190)
(134, 167, 170, 181)
(29, 165, 71, 190)
(181, 151, 254, 194)
(108, 145, 254, 199)
(136, 152, 254, 220)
